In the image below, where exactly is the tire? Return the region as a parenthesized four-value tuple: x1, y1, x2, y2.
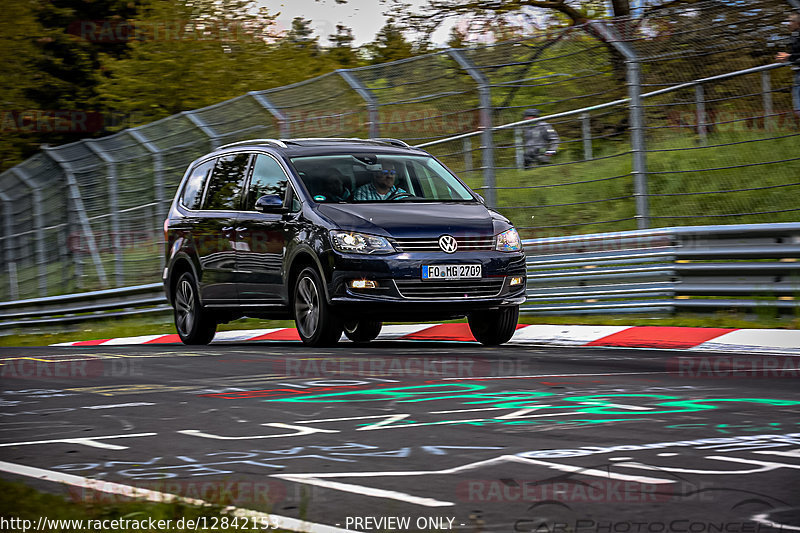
(173, 271, 217, 345)
(343, 320, 383, 343)
(293, 267, 343, 346)
(467, 305, 519, 346)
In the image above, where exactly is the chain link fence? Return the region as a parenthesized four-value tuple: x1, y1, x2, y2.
(1, 0, 798, 301)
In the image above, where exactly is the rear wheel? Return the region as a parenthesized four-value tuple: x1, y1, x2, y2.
(173, 272, 216, 345)
(467, 305, 519, 346)
(293, 267, 342, 346)
(343, 320, 383, 343)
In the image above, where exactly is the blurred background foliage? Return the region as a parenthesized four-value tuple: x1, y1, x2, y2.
(0, 0, 692, 172)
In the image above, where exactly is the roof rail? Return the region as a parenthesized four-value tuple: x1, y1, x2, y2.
(218, 139, 288, 149)
(371, 138, 412, 148)
(280, 137, 414, 148)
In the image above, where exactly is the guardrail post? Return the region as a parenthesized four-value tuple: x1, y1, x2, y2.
(337, 69, 380, 138)
(0, 192, 19, 300)
(43, 147, 109, 289)
(761, 70, 774, 131)
(449, 49, 496, 208)
(249, 91, 290, 138)
(128, 128, 165, 271)
(85, 141, 123, 287)
(695, 84, 708, 145)
(10, 168, 48, 296)
(183, 111, 221, 149)
(514, 127, 524, 169)
(581, 112, 593, 160)
(590, 21, 649, 229)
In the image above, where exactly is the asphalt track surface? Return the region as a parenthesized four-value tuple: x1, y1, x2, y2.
(1, 340, 799, 533)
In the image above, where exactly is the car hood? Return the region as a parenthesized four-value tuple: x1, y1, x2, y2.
(317, 202, 497, 238)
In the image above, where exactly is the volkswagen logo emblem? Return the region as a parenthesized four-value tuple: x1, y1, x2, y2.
(438, 235, 458, 253)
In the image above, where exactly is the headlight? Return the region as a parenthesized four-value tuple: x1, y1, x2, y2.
(330, 230, 395, 254)
(496, 228, 522, 252)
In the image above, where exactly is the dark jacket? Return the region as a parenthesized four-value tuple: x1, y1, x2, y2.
(789, 30, 800, 69)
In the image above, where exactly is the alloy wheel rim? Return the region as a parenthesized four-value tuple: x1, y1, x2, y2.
(175, 279, 195, 336)
(295, 276, 319, 337)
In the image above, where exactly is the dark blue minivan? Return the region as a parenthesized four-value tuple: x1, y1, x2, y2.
(163, 138, 526, 346)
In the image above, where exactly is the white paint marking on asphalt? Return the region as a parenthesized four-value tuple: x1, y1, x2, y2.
(298, 414, 410, 424)
(752, 513, 800, 532)
(272, 454, 674, 507)
(429, 407, 507, 414)
(0, 432, 157, 450)
(178, 423, 338, 440)
(0, 460, 359, 533)
(81, 402, 156, 410)
(273, 475, 454, 508)
(440, 371, 675, 380)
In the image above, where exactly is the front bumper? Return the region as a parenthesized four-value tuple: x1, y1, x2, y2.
(325, 250, 526, 319)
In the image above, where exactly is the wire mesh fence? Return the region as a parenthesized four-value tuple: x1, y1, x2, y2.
(0, 0, 797, 301)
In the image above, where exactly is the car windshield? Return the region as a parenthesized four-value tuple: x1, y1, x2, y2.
(290, 154, 477, 203)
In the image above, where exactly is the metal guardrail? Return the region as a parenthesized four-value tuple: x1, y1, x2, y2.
(0, 223, 798, 332)
(522, 223, 800, 315)
(0, 283, 168, 331)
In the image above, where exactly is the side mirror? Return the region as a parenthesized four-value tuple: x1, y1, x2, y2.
(475, 194, 486, 205)
(254, 194, 285, 213)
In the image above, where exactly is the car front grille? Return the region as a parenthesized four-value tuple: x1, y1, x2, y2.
(392, 236, 495, 252)
(394, 278, 504, 299)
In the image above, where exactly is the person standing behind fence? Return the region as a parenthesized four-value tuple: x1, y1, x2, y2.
(775, 12, 800, 117)
(522, 108, 560, 168)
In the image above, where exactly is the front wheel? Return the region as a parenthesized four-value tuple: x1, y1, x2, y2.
(343, 320, 383, 343)
(173, 272, 217, 345)
(293, 267, 343, 346)
(467, 306, 519, 346)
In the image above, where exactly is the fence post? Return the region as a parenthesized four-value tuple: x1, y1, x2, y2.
(10, 168, 48, 296)
(128, 128, 166, 270)
(695, 84, 708, 145)
(761, 70, 773, 131)
(464, 137, 473, 172)
(0, 192, 19, 300)
(590, 21, 649, 229)
(337, 69, 380, 138)
(514, 128, 524, 169)
(43, 147, 109, 289)
(85, 141, 123, 287)
(581, 113, 593, 160)
(249, 91, 290, 138)
(449, 49, 496, 208)
(184, 111, 221, 149)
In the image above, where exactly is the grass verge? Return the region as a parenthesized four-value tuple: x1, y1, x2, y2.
(0, 478, 292, 532)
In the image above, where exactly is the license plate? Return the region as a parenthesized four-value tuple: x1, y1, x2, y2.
(422, 264, 482, 280)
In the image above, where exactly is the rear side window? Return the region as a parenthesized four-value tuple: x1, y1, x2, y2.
(180, 159, 215, 210)
(202, 154, 251, 210)
(244, 154, 289, 210)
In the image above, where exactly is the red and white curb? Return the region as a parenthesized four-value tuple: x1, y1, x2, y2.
(52, 324, 800, 354)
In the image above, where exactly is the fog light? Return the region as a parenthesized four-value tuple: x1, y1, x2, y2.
(350, 279, 377, 289)
(510, 276, 524, 286)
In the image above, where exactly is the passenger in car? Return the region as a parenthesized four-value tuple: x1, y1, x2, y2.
(318, 169, 350, 202)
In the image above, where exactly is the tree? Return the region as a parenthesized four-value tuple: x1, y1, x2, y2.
(365, 19, 415, 64)
(327, 24, 360, 68)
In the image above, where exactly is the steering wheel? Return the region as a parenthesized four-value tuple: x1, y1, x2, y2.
(386, 190, 413, 201)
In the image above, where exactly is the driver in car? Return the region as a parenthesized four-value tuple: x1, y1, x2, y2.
(353, 163, 408, 201)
